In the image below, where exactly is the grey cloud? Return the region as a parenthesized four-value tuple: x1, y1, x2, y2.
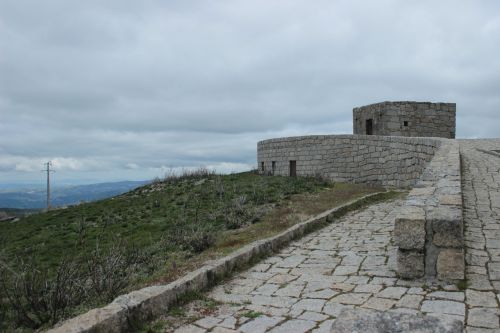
(1, 0, 499, 183)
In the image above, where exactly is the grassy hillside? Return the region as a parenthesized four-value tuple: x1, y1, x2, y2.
(0, 170, 382, 331)
(0, 208, 40, 218)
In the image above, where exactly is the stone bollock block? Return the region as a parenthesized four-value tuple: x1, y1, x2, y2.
(397, 249, 425, 279)
(429, 207, 463, 248)
(437, 248, 464, 281)
(394, 206, 426, 250)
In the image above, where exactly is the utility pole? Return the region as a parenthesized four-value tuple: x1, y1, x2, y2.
(42, 161, 54, 211)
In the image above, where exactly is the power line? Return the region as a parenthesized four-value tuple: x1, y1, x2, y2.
(42, 161, 54, 211)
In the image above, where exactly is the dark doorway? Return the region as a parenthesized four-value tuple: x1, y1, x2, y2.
(289, 160, 296, 177)
(366, 119, 373, 135)
(272, 161, 276, 175)
(261, 162, 264, 172)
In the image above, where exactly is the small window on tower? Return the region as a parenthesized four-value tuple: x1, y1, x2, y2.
(404, 121, 409, 127)
(289, 161, 296, 177)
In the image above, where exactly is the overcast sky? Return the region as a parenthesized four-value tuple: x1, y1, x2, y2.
(1, 0, 499, 185)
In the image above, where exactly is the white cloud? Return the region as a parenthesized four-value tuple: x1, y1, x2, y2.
(125, 163, 139, 170)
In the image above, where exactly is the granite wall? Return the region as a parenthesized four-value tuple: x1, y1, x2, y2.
(257, 135, 445, 188)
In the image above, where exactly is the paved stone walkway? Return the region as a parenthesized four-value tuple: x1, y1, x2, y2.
(170, 140, 500, 333)
(460, 139, 500, 332)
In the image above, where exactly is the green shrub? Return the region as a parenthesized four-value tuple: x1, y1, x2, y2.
(224, 195, 251, 229)
(0, 258, 86, 329)
(86, 240, 146, 302)
(185, 228, 216, 253)
(162, 167, 215, 183)
(165, 225, 217, 254)
(0, 239, 149, 330)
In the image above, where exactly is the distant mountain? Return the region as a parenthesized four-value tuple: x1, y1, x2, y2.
(0, 180, 149, 209)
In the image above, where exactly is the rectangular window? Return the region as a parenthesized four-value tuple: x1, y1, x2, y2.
(289, 160, 296, 177)
(272, 161, 276, 174)
(404, 121, 409, 127)
(261, 162, 265, 172)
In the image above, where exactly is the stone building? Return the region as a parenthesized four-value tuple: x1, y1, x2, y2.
(353, 101, 456, 139)
(257, 101, 456, 186)
(257, 101, 463, 281)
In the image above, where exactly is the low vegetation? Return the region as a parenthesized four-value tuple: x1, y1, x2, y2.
(0, 169, 382, 331)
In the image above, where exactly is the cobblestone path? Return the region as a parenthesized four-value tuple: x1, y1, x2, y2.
(460, 139, 500, 332)
(171, 140, 500, 333)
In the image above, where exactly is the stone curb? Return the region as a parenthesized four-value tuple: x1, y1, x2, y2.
(47, 191, 390, 333)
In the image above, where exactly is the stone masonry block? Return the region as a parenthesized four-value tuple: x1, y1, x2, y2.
(397, 249, 425, 279)
(437, 248, 464, 281)
(394, 206, 426, 250)
(430, 207, 463, 248)
(439, 194, 462, 206)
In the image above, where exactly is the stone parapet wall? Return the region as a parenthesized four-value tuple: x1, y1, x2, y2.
(353, 101, 456, 139)
(258, 135, 444, 188)
(395, 140, 464, 281)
